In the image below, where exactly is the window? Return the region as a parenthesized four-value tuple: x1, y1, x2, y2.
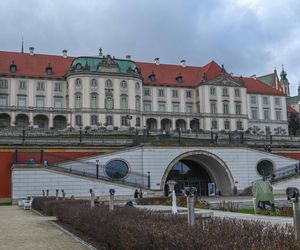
(223, 102, 229, 114)
(135, 96, 141, 111)
(257, 160, 274, 177)
(90, 94, 97, 109)
(176, 75, 183, 83)
(159, 103, 166, 112)
(236, 121, 242, 130)
(36, 98, 44, 108)
(0, 95, 7, 106)
(251, 108, 258, 119)
(235, 103, 241, 115)
(75, 78, 81, 88)
(275, 97, 281, 106)
(0, 79, 8, 89)
(36, 81, 44, 91)
(135, 82, 140, 90)
(121, 116, 128, 126)
(186, 90, 192, 98)
(222, 88, 228, 97)
(172, 89, 178, 97)
(105, 96, 113, 109)
(276, 110, 281, 120)
(90, 79, 97, 88)
(250, 96, 257, 105)
(158, 89, 165, 97)
(211, 120, 217, 129)
(224, 120, 230, 130)
(210, 87, 216, 96)
(234, 88, 240, 97)
(106, 79, 113, 88)
(91, 115, 98, 125)
(75, 115, 82, 126)
(210, 102, 217, 114)
(121, 80, 127, 89)
(263, 96, 269, 105)
(196, 89, 199, 97)
(75, 94, 82, 109)
(105, 160, 129, 179)
(172, 103, 180, 112)
(54, 82, 62, 92)
(144, 88, 150, 96)
(263, 109, 269, 120)
(19, 80, 27, 90)
(54, 97, 62, 108)
(136, 117, 141, 127)
(106, 116, 113, 126)
(186, 105, 193, 113)
(17, 96, 26, 107)
(144, 102, 151, 112)
(120, 95, 128, 109)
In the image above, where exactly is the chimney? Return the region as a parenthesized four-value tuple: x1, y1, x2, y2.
(154, 57, 160, 65)
(62, 49, 68, 58)
(251, 74, 256, 80)
(126, 55, 131, 60)
(29, 47, 34, 56)
(180, 59, 186, 67)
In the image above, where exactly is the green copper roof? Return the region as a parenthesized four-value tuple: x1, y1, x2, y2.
(257, 73, 274, 86)
(287, 95, 299, 105)
(70, 56, 138, 75)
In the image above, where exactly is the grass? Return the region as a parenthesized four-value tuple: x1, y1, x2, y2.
(0, 201, 12, 206)
(238, 208, 256, 214)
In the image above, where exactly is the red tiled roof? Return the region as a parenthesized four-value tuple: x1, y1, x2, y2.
(0, 51, 74, 79)
(241, 77, 287, 96)
(135, 60, 222, 87)
(287, 105, 298, 113)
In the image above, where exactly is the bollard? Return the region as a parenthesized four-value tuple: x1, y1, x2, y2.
(61, 189, 65, 200)
(46, 189, 49, 198)
(187, 195, 195, 227)
(293, 201, 300, 241)
(42, 190, 45, 197)
(90, 189, 95, 209)
(109, 189, 115, 212)
(55, 189, 59, 200)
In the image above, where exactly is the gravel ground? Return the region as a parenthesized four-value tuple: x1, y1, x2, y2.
(0, 205, 89, 250)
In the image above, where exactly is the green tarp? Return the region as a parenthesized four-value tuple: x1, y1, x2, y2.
(252, 180, 274, 213)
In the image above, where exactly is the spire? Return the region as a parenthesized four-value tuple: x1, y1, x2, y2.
(99, 48, 103, 57)
(280, 64, 287, 81)
(21, 36, 24, 53)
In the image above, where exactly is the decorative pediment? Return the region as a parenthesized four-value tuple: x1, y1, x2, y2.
(98, 55, 120, 73)
(204, 74, 244, 87)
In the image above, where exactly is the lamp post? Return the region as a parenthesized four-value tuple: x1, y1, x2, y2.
(193, 118, 199, 138)
(126, 115, 133, 133)
(22, 128, 25, 144)
(177, 127, 181, 144)
(79, 126, 82, 143)
(210, 127, 214, 143)
(240, 127, 244, 144)
(96, 159, 99, 179)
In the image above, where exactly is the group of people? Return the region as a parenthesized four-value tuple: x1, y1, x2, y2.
(134, 189, 143, 199)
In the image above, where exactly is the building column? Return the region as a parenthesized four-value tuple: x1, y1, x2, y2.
(29, 112, 33, 127)
(49, 113, 53, 128)
(172, 117, 176, 130)
(157, 116, 161, 130)
(11, 112, 15, 127)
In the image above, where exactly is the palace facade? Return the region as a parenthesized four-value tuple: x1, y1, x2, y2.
(0, 48, 290, 135)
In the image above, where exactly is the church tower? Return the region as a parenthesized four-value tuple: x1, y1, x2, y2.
(280, 65, 290, 96)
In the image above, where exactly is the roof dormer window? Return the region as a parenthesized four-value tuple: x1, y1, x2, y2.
(148, 71, 156, 82)
(46, 64, 53, 75)
(10, 61, 17, 73)
(75, 63, 83, 70)
(176, 74, 183, 83)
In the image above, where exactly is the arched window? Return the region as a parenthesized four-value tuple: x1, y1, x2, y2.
(91, 115, 98, 125)
(75, 78, 81, 88)
(90, 79, 97, 88)
(90, 94, 97, 109)
(106, 79, 112, 88)
(105, 96, 113, 109)
(135, 82, 140, 90)
(121, 80, 127, 89)
(75, 94, 82, 109)
(135, 96, 141, 111)
(120, 95, 128, 109)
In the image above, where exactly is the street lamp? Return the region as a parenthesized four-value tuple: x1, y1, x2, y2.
(96, 159, 99, 179)
(210, 127, 214, 143)
(177, 127, 181, 144)
(240, 127, 244, 144)
(79, 126, 82, 143)
(126, 115, 133, 132)
(192, 118, 199, 138)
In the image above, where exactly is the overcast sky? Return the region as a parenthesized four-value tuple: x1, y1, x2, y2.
(1, 0, 300, 95)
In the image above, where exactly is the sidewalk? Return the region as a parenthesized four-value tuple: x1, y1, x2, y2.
(0, 206, 88, 250)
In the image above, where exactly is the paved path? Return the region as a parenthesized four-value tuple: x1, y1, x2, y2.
(0, 206, 88, 250)
(137, 205, 293, 225)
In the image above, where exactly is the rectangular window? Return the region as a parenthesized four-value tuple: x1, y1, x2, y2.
(264, 109, 269, 120)
(186, 105, 193, 113)
(0, 95, 7, 106)
(224, 120, 230, 130)
(121, 116, 128, 126)
(120, 96, 128, 109)
(250, 96, 256, 105)
(91, 95, 97, 109)
(91, 115, 98, 125)
(172, 89, 178, 97)
(172, 103, 180, 112)
(106, 116, 113, 126)
(159, 103, 165, 112)
(211, 120, 217, 129)
(276, 110, 281, 120)
(236, 121, 242, 130)
(235, 103, 241, 115)
(75, 115, 82, 126)
(210, 102, 217, 114)
(136, 117, 141, 127)
(144, 102, 151, 112)
(223, 102, 229, 114)
(186, 90, 192, 98)
(54, 98, 62, 108)
(144, 88, 150, 96)
(263, 96, 269, 105)
(36, 98, 44, 108)
(0, 79, 8, 89)
(251, 108, 257, 119)
(222, 88, 228, 97)
(210, 87, 216, 96)
(19, 80, 27, 90)
(275, 97, 281, 106)
(36, 81, 45, 91)
(75, 95, 81, 109)
(105, 97, 113, 109)
(135, 97, 141, 111)
(158, 89, 165, 97)
(234, 88, 240, 97)
(18, 96, 26, 107)
(54, 82, 62, 92)
(196, 89, 199, 97)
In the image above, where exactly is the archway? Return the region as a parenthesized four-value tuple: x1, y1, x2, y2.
(162, 150, 235, 196)
(190, 119, 199, 132)
(0, 113, 11, 128)
(33, 115, 49, 129)
(175, 119, 186, 132)
(161, 118, 172, 132)
(15, 114, 29, 128)
(146, 118, 157, 131)
(53, 115, 67, 129)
